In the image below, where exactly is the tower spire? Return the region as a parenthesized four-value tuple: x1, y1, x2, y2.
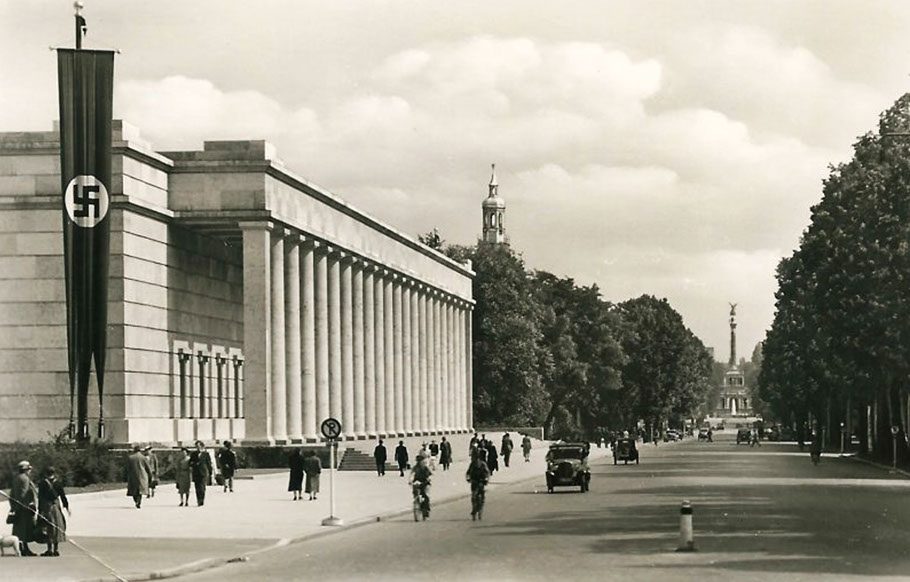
(728, 303, 738, 367)
(481, 163, 506, 244)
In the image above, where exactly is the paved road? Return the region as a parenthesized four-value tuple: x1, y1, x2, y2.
(179, 436, 910, 582)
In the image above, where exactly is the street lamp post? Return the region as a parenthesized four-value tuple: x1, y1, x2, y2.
(890, 425, 899, 474)
(840, 422, 845, 456)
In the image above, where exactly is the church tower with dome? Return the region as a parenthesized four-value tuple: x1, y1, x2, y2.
(482, 164, 506, 244)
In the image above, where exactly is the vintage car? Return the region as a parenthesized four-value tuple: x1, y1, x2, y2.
(736, 428, 752, 444)
(545, 443, 591, 493)
(613, 437, 639, 465)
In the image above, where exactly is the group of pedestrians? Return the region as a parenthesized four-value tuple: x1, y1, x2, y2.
(6, 460, 70, 558)
(287, 448, 322, 501)
(127, 440, 236, 509)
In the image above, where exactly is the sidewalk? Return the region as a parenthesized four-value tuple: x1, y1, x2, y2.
(0, 434, 612, 582)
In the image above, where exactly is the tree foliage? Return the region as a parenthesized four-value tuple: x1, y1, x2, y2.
(760, 94, 910, 458)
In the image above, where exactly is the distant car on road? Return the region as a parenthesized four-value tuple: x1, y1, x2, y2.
(698, 428, 711, 441)
(613, 438, 639, 465)
(736, 428, 751, 445)
(664, 429, 681, 442)
(545, 443, 591, 493)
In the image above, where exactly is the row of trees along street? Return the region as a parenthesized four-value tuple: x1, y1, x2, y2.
(759, 94, 910, 463)
(421, 234, 715, 440)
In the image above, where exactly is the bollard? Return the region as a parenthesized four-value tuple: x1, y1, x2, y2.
(676, 500, 696, 552)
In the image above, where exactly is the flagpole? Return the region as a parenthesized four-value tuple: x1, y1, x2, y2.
(75, 2, 84, 50)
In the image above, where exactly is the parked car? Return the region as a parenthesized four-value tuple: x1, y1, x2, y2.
(613, 438, 639, 465)
(545, 443, 591, 493)
(736, 428, 751, 444)
(664, 429, 682, 442)
(698, 428, 711, 441)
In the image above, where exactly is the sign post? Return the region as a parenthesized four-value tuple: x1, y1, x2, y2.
(321, 418, 344, 526)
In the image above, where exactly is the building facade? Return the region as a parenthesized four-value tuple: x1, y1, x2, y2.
(0, 121, 474, 445)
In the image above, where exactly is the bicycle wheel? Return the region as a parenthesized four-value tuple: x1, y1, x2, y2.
(413, 496, 420, 521)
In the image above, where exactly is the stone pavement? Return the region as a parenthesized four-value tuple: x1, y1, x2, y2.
(0, 433, 613, 582)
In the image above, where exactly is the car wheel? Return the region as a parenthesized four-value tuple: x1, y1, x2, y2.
(635, 457, 639, 464)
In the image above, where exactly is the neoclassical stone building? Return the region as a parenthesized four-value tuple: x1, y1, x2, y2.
(0, 121, 474, 445)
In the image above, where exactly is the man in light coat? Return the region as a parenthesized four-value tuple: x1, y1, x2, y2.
(126, 445, 152, 509)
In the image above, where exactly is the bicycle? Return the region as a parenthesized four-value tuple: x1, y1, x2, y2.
(412, 480, 430, 521)
(470, 482, 486, 521)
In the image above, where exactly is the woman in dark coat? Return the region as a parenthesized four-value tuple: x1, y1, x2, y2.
(175, 447, 192, 507)
(288, 448, 305, 501)
(37, 467, 69, 556)
(486, 442, 499, 473)
(303, 450, 322, 501)
(10, 460, 38, 556)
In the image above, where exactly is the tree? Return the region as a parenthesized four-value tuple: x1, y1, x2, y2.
(616, 295, 712, 436)
(468, 242, 549, 426)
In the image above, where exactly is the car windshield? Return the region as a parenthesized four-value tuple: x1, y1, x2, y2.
(549, 447, 586, 460)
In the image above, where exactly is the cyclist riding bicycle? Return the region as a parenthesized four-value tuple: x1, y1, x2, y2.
(410, 454, 432, 520)
(465, 451, 490, 521)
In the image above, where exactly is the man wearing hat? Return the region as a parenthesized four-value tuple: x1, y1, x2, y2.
(126, 444, 153, 509)
(10, 460, 38, 556)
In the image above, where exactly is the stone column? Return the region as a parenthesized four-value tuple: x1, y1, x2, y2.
(363, 265, 376, 437)
(300, 239, 317, 441)
(457, 303, 466, 432)
(340, 254, 355, 439)
(447, 299, 456, 432)
(374, 270, 387, 436)
(401, 279, 412, 434)
(384, 274, 396, 435)
(315, 244, 330, 425)
(352, 259, 366, 438)
(239, 222, 271, 444)
(430, 291, 440, 432)
(418, 287, 428, 434)
(466, 305, 474, 431)
(409, 283, 420, 435)
(393, 276, 404, 435)
(285, 234, 302, 442)
(328, 249, 343, 423)
(440, 296, 452, 431)
(270, 229, 288, 443)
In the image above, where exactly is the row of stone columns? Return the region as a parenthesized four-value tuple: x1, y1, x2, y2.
(240, 222, 473, 444)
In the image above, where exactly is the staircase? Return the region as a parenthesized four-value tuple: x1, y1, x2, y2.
(338, 447, 389, 472)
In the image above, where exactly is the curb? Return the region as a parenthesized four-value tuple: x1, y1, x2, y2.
(77, 451, 616, 582)
(75, 470, 537, 582)
(846, 453, 910, 478)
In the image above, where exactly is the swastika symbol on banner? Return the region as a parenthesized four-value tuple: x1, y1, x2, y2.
(64, 175, 109, 228)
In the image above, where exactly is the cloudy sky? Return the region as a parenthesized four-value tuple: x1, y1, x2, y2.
(1, 1, 907, 360)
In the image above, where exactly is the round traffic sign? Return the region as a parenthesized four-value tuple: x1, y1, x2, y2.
(321, 417, 342, 440)
(892, 425, 900, 436)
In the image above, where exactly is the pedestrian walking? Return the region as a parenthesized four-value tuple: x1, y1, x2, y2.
(189, 440, 213, 506)
(429, 439, 439, 471)
(9, 460, 38, 556)
(303, 450, 322, 501)
(175, 447, 192, 507)
(288, 448, 305, 501)
(810, 432, 822, 465)
(439, 436, 452, 470)
(486, 441, 499, 474)
(750, 429, 761, 448)
(469, 432, 480, 456)
(126, 444, 152, 509)
(501, 433, 514, 468)
(217, 441, 237, 492)
(522, 435, 532, 462)
(373, 439, 388, 476)
(36, 467, 69, 557)
(143, 445, 159, 498)
(395, 440, 409, 477)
